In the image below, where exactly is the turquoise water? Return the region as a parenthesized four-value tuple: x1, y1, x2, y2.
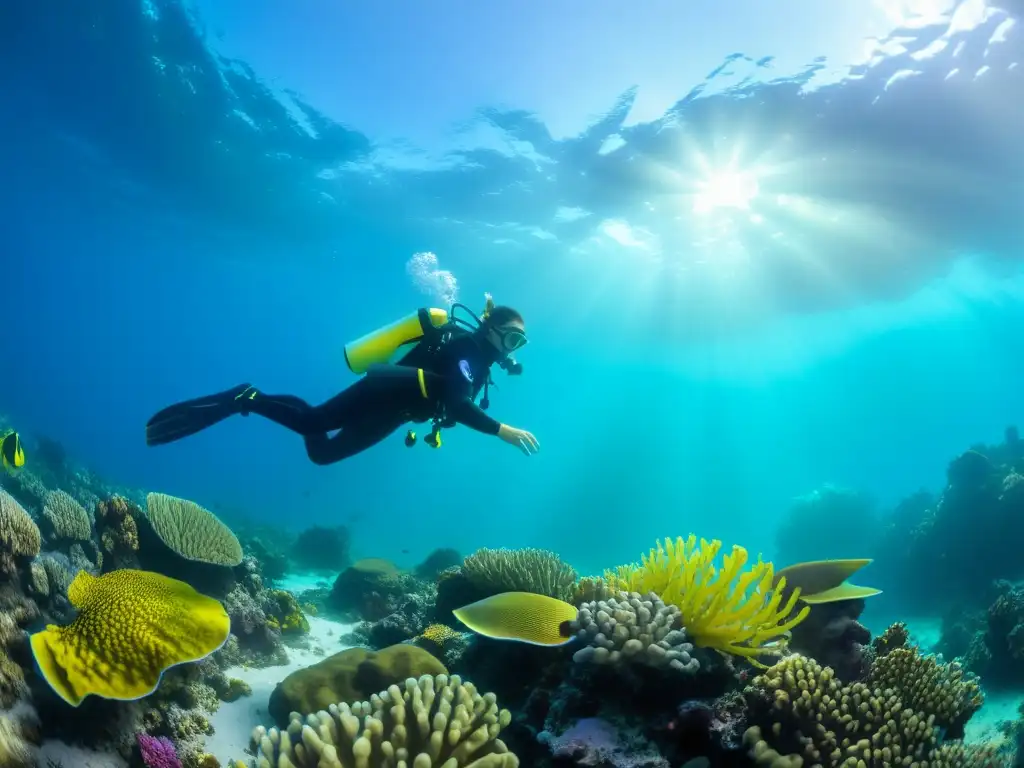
(1, 0, 1022, 579)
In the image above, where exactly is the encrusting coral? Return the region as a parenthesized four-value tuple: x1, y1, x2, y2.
(29, 568, 231, 706)
(606, 535, 809, 665)
(42, 488, 92, 542)
(254, 673, 519, 767)
(570, 591, 700, 673)
(145, 491, 244, 567)
(743, 652, 997, 767)
(462, 547, 577, 602)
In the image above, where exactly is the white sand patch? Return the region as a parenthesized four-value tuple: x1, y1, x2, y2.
(274, 571, 337, 595)
(964, 688, 1024, 745)
(205, 615, 358, 765)
(37, 740, 128, 767)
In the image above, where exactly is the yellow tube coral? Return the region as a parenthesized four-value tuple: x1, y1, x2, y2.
(30, 569, 230, 706)
(605, 535, 809, 665)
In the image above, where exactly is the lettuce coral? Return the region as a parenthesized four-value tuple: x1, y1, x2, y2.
(29, 569, 231, 706)
(146, 492, 243, 566)
(605, 535, 809, 665)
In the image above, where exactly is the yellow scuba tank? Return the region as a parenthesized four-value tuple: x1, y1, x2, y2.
(344, 308, 449, 374)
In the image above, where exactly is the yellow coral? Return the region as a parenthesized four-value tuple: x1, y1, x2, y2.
(146, 492, 243, 566)
(605, 535, 808, 664)
(29, 569, 231, 706)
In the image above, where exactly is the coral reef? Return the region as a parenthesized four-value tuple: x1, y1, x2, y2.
(254, 673, 518, 767)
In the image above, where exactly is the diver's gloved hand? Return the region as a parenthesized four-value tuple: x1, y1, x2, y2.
(497, 424, 539, 456)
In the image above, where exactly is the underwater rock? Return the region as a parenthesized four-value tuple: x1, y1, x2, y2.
(327, 557, 415, 621)
(540, 717, 669, 768)
(788, 598, 871, 683)
(290, 523, 350, 573)
(267, 643, 446, 726)
(414, 546, 463, 579)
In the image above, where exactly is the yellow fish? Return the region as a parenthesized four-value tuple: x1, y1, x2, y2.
(453, 591, 578, 647)
(0, 430, 24, 474)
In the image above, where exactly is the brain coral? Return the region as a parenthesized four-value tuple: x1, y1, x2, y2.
(255, 673, 518, 767)
(29, 569, 231, 706)
(42, 489, 92, 542)
(146, 492, 243, 566)
(0, 488, 40, 572)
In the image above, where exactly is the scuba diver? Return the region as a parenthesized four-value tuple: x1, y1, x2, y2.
(144, 296, 539, 463)
(0, 429, 24, 474)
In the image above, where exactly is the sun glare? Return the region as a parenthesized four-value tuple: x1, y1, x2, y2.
(693, 170, 761, 215)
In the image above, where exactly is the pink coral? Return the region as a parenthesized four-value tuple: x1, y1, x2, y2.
(137, 734, 182, 768)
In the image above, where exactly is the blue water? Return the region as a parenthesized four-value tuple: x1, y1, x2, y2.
(1, 0, 1022, 576)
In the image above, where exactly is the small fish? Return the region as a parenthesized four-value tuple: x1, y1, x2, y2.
(453, 591, 578, 647)
(401, 549, 410, 554)
(0, 430, 24, 474)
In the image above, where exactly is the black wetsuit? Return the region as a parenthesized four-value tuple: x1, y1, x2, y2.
(241, 328, 502, 465)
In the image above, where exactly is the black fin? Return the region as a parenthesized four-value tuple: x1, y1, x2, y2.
(145, 383, 254, 446)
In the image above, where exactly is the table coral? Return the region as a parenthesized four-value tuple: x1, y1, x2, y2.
(145, 492, 243, 566)
(254, 673, 519, 767)
(29, 569, 231, 706)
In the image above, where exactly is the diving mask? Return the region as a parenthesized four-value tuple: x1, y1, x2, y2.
(494, 325, 528, 353)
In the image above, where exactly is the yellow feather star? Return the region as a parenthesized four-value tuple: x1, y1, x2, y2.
(604, 535, 809, 667)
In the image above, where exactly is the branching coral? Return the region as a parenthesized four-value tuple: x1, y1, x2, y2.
(146, 492, 243, 566)
(570, 591, 700, 673)
(96, 495, 141, 570)
(255, 673, 519, 767)
(744, 653, 996, 767)
(606, 535, 808, 665)
(462, 547, 577, 602)
(866, 647, 983, 739)
(42, 488, 92, 542)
